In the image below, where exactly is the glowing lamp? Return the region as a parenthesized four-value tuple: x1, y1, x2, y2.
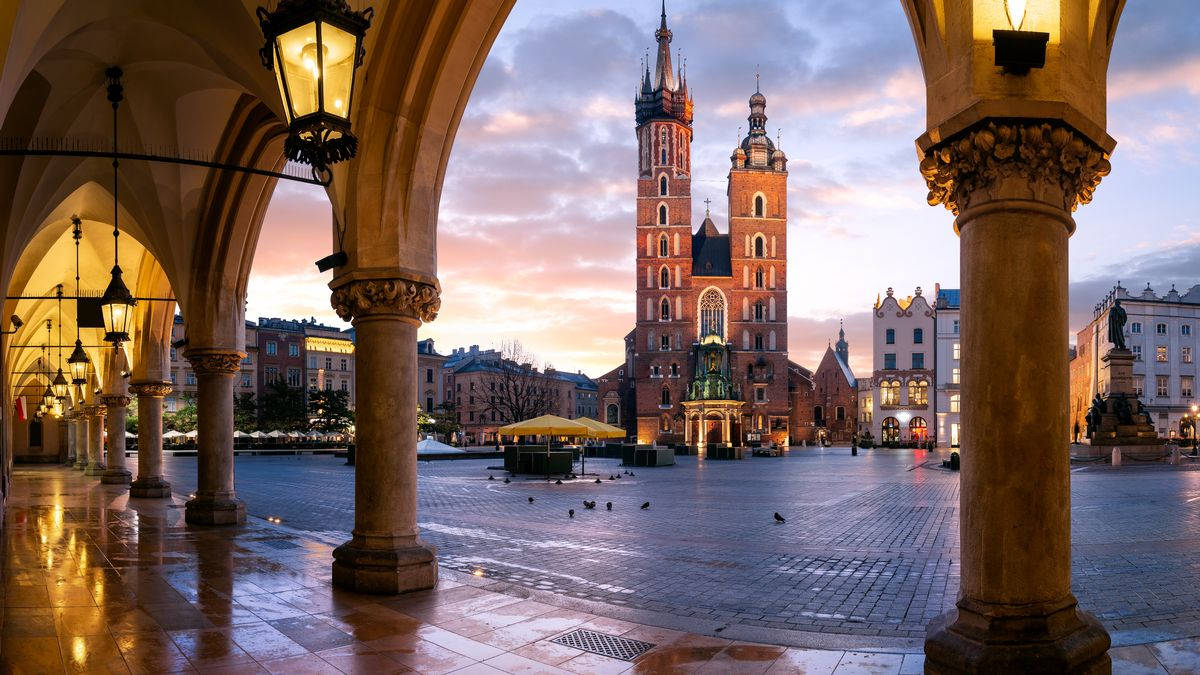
(257, 0, 374, 173)
(99, 264, 136, 344)
(41, 384, 55, 409)
(68, 339, 90, 384)
(52, 369, 69, 399)
(993, 0, 1047, 75)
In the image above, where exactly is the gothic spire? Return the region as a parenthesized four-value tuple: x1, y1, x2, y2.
(654, 0, 675, 91)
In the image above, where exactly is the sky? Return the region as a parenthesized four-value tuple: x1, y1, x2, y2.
(247, 0, 1200, 379)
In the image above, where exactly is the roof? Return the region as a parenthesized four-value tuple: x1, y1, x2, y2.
(936, 288, 960, 309)
(691, 217, 731, 277)
(832, 348, 857, 388)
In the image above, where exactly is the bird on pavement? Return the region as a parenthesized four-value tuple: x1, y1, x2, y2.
(594, 478, 601, 484)
(615, 474, 621, 479)
(606, 502, 612, 510)
(528, 497, 534, 503)
(628, 471, 635, 477)
(503, 477, 510, 484)
(488, 475, 494, 480)
(608, 475, 615, 480)
(569, 509, 575, 518)
(641, 501, 650, 510)
(584, 500, 595, 509)
(774, 512, 786, 523)
(555, 479, 563, 485)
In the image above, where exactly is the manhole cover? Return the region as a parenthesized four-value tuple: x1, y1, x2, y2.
(550, 629, 654, 661)
(261, 539, 299, 549)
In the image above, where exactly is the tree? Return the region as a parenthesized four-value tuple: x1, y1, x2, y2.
(479, 341, 556, 425)
(125, 398, 139, 434)
(164, 396, 197, 432)
(308, 389, 354, 432)
(234, 393, 258, 432)
(419, 401, 462, 440)
(258, 379, 308, 431)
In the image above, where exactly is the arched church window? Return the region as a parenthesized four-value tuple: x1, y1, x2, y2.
(660, 128, 668, 164)
(660, 267, 670, 289)
(699, 289, 725, 339)
(659, 235, 668, 257)
(671, 363, 679, 376)
(754, 333, 764, 350)
(661, 298, 671, 321)
(755, 267, 764, 289)
(660, 175, 668, 196)
(606, 404, 619, 425)
(754, 302, 764, 322)
(754, 236, 765, 257)
(755, 195, 764, 217)
(661, 387, 671, 405)
(659, 204, 668, 225)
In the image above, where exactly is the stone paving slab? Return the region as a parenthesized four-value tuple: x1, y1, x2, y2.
(159, 447, 1200, 649)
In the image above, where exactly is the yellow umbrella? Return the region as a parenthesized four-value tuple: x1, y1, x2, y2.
(498, 414, 591, 437)
(575, 417, 625, 439)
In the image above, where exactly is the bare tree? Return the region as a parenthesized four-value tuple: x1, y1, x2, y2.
(479, 341, 556, 424)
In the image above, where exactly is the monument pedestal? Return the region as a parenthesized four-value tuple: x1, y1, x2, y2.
(1088, 349, 1161, 447)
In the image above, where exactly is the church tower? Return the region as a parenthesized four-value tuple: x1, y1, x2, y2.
(633, 2, 694, 443)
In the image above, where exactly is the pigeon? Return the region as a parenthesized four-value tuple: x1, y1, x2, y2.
(606, 502, 612, 511)
(504, 477, 511, 484)
(628, 471, 635, 477)
(569, 509, 575, 518)
(488, 475, 495, 481)
(594, 478, 602, 484)
(774, 512, 786, 524)
(555, 479, 563, 485)
(615, 474, 622, 480)
(641, 501, 650, 510)
(608, 475, 615, 480)
(528, 497, 534, 503)
(584, 501, 595, 509)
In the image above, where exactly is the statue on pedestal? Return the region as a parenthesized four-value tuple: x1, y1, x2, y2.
(1107, 298, 1127, 350)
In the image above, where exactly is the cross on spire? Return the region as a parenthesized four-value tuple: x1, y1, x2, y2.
(703, 198, 712, 215)
(755, 64, 760, 93)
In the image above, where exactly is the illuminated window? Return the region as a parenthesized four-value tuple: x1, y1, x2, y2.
(953, 343, 961, 360)
(950, 394, 961, 413)
(1157, 345, 1168, 362)
(952, 367, 960, 384)
(1183, 376, 1194, 398)
(1184, 346, 1193, 364)
(882, 417, 900, 443)
(908, 379, 929, 406)
(881, 380, 901, 406)
(1157, 375, 1169, 397)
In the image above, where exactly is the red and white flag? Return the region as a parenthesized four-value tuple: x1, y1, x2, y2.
(14, 397, 26, 422)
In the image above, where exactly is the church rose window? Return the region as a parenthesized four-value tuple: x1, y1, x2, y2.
(699, 289, 725, 339)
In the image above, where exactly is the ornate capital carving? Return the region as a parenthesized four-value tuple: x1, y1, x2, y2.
(330, 277, 440, 322)
(130, 382, 173, 397)
(83, 405, 101, 417)
(919, 121, 1112, 217)
(99, 395, 131, 409)
(184, 350, 245, 374)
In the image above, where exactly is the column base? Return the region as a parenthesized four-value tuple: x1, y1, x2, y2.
(185, 496, 245, 525)
(129, 477, 172, 498)
(84, 463, 107, 476)
(332, 539, 438, 595)
(925, 596, 1110, 674)
(74, 459, 87, 470)
(100, 468, 132, 485)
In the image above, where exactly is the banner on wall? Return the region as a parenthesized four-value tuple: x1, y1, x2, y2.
(14, 397, 26, 422)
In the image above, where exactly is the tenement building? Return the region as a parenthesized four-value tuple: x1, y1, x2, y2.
(934, 287, 962, 447)
(864, 287, 936, 445)
(167, 315, 257, 413)
(599, 7, 803, 448)
(1071, 282, 1200, 440)
(303, 320, 355, 406)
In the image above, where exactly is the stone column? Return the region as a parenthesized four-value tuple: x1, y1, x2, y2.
(183, 350, 245, 525)
(74, 415, 88, 470)
(84, 405, 106, 476)
(329, 276, 439, 593)
(129, 382, 172, 498)
(100, 395, 132, 485)
(64, 415, 76, 464)
(919, 122, 1112, 672)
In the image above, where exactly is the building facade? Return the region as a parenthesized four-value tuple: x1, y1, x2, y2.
(809, 324, 858, 443)
(865, 287, 936, 445)
(417, 338, 449, 415)
(304, 321, 355, 406)
(934, 288, 962, 447)
(603, 7, 797, 448)
(257, 317, 306, 391)
(1071, 282, 1200, 440)
(167, 315, 257, 412)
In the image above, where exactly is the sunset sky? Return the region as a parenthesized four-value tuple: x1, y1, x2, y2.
(247, 0, 1200, 379)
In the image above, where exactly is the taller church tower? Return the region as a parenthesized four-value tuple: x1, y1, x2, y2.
(632, 2, 694, 443)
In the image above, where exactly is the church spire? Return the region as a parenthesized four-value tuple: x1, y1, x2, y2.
(835, 319, 849, 364)
(654, 0, 675, 91)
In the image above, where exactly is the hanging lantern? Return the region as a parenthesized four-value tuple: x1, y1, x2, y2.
(99, 264, 136, 343)
(41, 383, 55, 409)
(68, 339, 90, 384)
(257, 0, 374, 172)
(52, 369, 69, 399)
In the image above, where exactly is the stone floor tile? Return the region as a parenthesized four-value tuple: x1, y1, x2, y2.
(483, 651, 575, 674)
(832, 651, 904, 674)
(559, 650, 633, 675)
(418, 624, 507, 660)
(0, 635, 65, 673)
(765, 647, 845, 674)
(389, 637, 480, 674)
(696, 642, 788, 675)
(316, 645, 415, 674)
(1110, 645, 1169, 674)
(169, 627, 258, 669)
(59, 632, 132, 673)
(447, 663, 508, 675)
(258, 653, 343, 674)
(1147, 637, 1200, 675)
(1, 606, 57, 637)
(510, 638, 586, 666)
(229, 620, 311, 661)
(113, 629, 195, 674)
(268, 614, 355, 652)
(898, 653, 924, 674)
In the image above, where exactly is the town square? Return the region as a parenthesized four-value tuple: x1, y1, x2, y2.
(0, 0, 1198, 673)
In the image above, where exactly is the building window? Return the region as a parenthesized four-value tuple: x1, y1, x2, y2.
(266, 341, 277, 356)
(308, 356, 317, 368)
(651, 365, 660, 377)
(755, 267, 764, 289)
(754, 195, 764, 217)
(606, 404, 619, 425)
(265, 366, 277, 383)
(953, 343, 961, 360)
(754, 236, 765, 257)
(170, 347, 177, 361)
(242, 375, 251, 388)
(340, 358, 348, 370)
(699, 288, 725, 339)
(469, 411, 475, 422)
(659, 175, 668, 196)
(185, 372, 196, 386)
(325, 357, 332, 370)
(912, 353, 925, 369)
(952, 319, 960, 334)
(1131, 322, 1142, 334)
(325, 380, 333, 391)
(1132, 345, 1142, 360)
(1156, 323, 1167, 335)
(1182, 376, 1194, 398)
(661, 388, 671, 405)
(659, 235, 668, 256)
(1157, 375, 1169, 397)
(885, 329, 895, 345)
(884, 353, 896, 370)
(949, 394, 960, 413)
(754, 333, 764, 350)
(341, 381, 348, 392)
(660, 298, 670, 321)
(425, 368, 433, 383)
(661, 335, 670, 351)
(426, 397, 434, 412)
(909, 380, 929, 406)
(952, 367, 960, 384)
(287, 368, 301, 387)
(1183, 324, 1192, 336)
(881, 380, 900, 406)
(913, 328, 923, 344)
(1157, 345, 1168, 362)
(1134, 379, 1144, 397)
(754, 302, 764, 322)
(660, 267, 670, 288)
(882, 417, 900, 443)
(756, 387, 765, 402)
(289, 343, 299, 357)
(1184, 346, 1193, 364)
(671, 363, 679, 376)
(660, 128, 668, 164)
(836, 406, 845, 421)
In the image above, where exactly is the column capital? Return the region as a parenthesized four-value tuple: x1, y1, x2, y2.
(83, 405, 101, 416)
(919, 120, 1112, 218)
(99, 394, 131, 409)
(130, 381, 173, 397)
(184, 349, 245, 374)
(330, 276, 441, 323)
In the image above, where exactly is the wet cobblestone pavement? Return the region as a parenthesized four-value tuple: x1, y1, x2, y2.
(160, 448, 1200, 645)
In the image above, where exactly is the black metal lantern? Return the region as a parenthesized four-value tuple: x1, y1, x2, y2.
(41, 383, 55, 410)
(68, 339, 90, 385)
(257, 0, 374, 173)
(52, 369, 69, 399)
(100, 264, 136, 343)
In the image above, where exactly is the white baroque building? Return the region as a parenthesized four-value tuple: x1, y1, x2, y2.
(865, 287, 936, 445)
(934, 288, 962, 447)
(1072, 282, 1200, 439)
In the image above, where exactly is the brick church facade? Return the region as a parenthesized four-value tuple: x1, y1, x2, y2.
(597, 7, 838, 449)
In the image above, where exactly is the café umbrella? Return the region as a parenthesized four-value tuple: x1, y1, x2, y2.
(570, 417, 624, 475)
(498, 414, 592, 471)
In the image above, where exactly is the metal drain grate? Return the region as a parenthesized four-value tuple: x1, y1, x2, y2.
(550, 629, 654, 661)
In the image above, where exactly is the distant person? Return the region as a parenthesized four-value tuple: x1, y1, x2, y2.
(1073, 421, 1080, 444)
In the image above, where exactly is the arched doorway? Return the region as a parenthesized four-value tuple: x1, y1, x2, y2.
(882, 417, 900, 444)
(910, 417, 927, 442)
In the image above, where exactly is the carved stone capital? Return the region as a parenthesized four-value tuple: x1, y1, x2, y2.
(130, 382, 173, 397)
(184, 350, 245, 375)
(83, 405, 101, 417)
(330, 277, 440, 323)
(99, 395, 131, 409)
(919, 121, 1112, 217)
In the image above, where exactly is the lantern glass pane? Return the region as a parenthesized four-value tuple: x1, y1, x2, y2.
(320, 22, 356, 119)
(272, 41, 294, 122)
(70, 359, 87, 383)
(277, 23, 321, 118)
(102, 301, 129, 338)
